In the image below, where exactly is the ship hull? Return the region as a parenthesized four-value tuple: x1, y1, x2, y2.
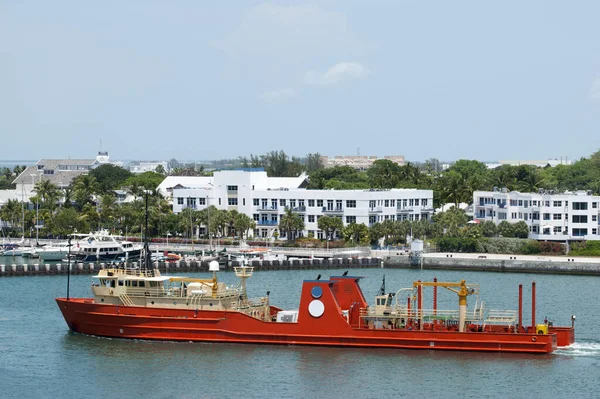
(56, 298, 564, 354)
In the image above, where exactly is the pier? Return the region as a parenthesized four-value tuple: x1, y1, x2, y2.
(0, 257, 384, 277)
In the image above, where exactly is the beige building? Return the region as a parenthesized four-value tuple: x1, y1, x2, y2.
(320, 155, 405, 170)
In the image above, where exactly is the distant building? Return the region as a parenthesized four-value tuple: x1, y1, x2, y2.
(12, 152, 116, 201)
(129, 161, 168, 174)
(320, 155, 405, 170)
(166, 169, 433, 240)
(473, 188, 600, 241)
(485, 159, 572, 169)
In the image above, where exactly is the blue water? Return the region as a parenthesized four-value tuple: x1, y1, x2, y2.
(1, 268, 599, 399)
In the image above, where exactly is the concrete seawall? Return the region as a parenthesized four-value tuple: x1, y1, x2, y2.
(0, 257, 384, 277)
(384, 255, 600, 276)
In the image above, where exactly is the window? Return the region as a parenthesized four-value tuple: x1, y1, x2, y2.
(177, 197, 183, 205)
(308, 215, 315, 223)
(280, 199, 286, 207)
(553, 226, 562, 233)
(369, 216, 376, 224)
(593, 215, 597, 222)
(253, 214, 259, 221)
(271, 199, 278, 209)
(271, 215, 278, 222)
(253, 198, 259, 206)
(299, 199, 305, 207)
(572, 215, 588, 223)
(593, 228, 597, 235)
(199, 198, 206, 206)
(511, 213, 517, 219)
(391, 200, 396, 207)
(369, 200, 376, 208)
(518, 200, 523, 206)
(336, 200, 343, 210)
(384, 200, 389, 207)
(553, 201, 562, 207)
(228, 198, 238, 206)
(227, 185, 238, 191)
(317, 199, 323, 207)
(346, 216, 356, 224)
(553, 214, 562, 220)
(543, 213, 550, 220)
(510, 199, 518, 206)
(593, 202, 598, 209)
(308, 199, 315, 207)
(573, 202, 588, 210)
(498, 213, 507, 220)
(572, 228, 588, 236)
(346, 200, 356, 208)
(422, 199, 428, 207)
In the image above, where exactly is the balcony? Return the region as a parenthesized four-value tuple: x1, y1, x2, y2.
(396, 207, 412, 213)
(181, 204, 197, 210)
(257, 220, 278, 226)
(286, 206, 306, 213)
(323, 207, 344, 214)
(368, 206, 383, 213)
(256, 206, 279, 212)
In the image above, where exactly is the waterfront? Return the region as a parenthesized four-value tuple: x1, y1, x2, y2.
(1, 267, 600, 399)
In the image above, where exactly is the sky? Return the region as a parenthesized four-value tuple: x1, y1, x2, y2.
(1, 0, 600, 164)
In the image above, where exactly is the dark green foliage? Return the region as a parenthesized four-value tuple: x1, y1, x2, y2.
(569, 241, 600, 256)
(89, 164, 132, 191)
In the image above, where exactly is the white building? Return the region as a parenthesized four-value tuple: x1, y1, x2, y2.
(170, 169, 433, 240)
(473, 189, 600, 241)
(12, 151, 118, 201)
(130, 161, 168, 174)
(320, 155, 405, 170)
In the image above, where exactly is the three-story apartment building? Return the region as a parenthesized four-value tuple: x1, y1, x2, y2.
(473, 188, 600, 241)
(168, 169, 433, 240)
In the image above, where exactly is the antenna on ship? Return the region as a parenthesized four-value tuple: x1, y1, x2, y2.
(378, 274, 385, 296)
(66, 235, 72, 300)
(142, 190, 152, 274)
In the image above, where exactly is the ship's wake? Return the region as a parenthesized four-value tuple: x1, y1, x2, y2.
(555, 341, 600, 357)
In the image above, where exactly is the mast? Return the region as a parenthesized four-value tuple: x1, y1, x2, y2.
(67, 236, 71, 300)
(143, 190, 151, 273)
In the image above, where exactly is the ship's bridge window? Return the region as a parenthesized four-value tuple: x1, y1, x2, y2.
(118, 280, 123, 286)
(138, 281, 145, 287)
(132, 280, 138, 287)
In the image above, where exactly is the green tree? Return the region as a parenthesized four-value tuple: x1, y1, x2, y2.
(512, 221, 530, 239)
(72, 175, 100, 209)
(498, 221, 514, 238)
(280, 208, 305, 241)
(89, 164, 132, 192)
(480, 220, 498, 237)
(341, 222, 370, 245)
(52, 207, 82, 237)
(317, 215, 343, 242)
(367, 159, 401, 188)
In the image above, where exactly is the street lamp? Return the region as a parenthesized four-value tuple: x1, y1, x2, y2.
(166, 231, 171, 248)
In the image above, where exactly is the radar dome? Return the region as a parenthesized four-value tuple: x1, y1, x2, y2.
(209, 261, 220, 272)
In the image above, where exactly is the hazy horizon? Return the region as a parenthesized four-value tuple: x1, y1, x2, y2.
(2, 1, 599, 162)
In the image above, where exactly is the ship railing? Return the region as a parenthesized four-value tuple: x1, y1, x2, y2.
(105, 267, 156, 278)
(483, 309, 517, 327)
(123, 286, 168, 297)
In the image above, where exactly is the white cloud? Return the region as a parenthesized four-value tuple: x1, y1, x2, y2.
(258, 88, 296, 102)
(304, 62, 370, 86)
(590, 77, 600, 100)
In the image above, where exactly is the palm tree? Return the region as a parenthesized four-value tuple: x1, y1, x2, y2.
(280, 208, 304, 242)
(0, 199, 21, 236)
(317, 215, 343, 243)
(34, 179, 60, 208)
(72, 175, 100, 209)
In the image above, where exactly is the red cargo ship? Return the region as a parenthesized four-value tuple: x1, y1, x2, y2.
(56, 262, 575, 354)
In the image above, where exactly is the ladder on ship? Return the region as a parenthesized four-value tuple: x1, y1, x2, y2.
(119, 293, 134, 306)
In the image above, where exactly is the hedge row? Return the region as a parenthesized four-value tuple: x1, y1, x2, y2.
(436, 237, 566, 255)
